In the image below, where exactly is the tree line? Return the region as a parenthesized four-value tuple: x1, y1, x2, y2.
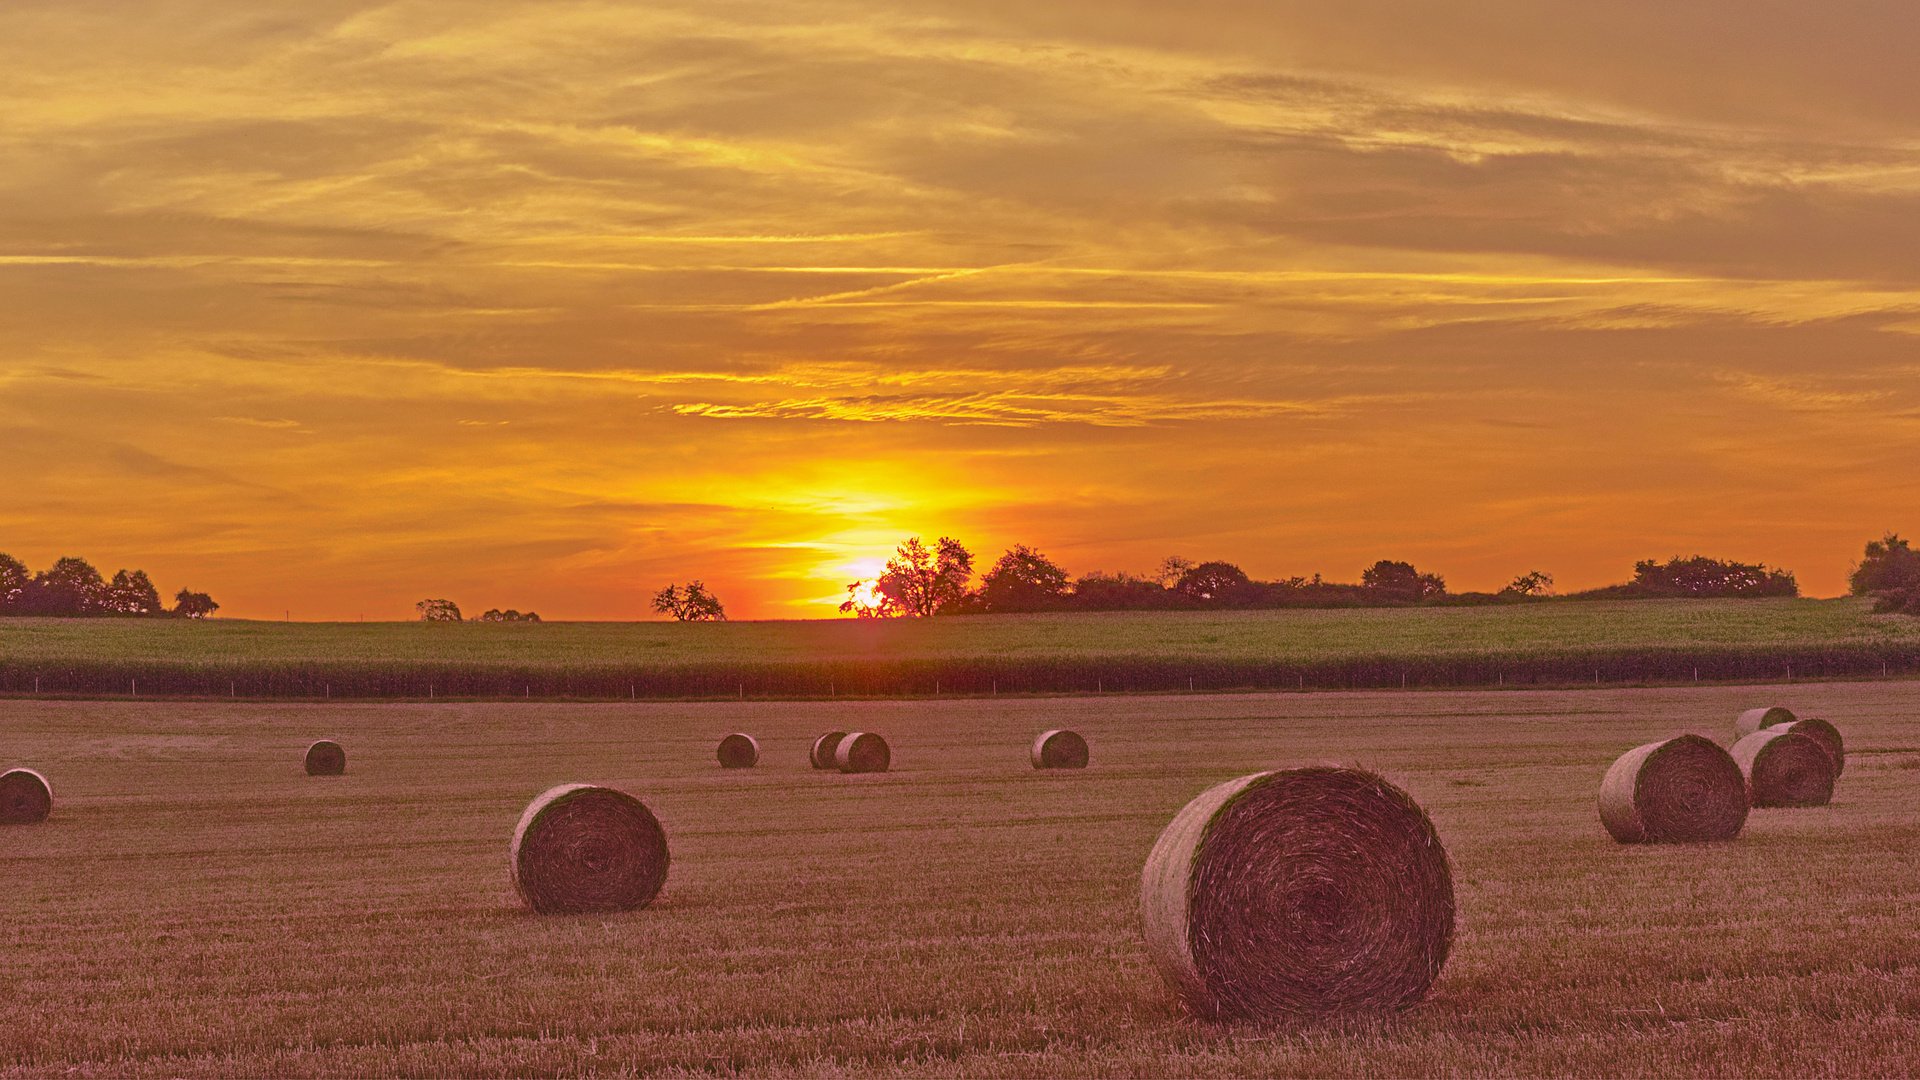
(832, 538, 1807, 617)
(0, 553, 218, 618)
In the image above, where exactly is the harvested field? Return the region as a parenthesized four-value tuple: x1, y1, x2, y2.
(0, 681, 1913, 1077)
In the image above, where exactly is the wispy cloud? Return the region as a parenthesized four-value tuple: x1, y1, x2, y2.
(5, 0, 1919, 614)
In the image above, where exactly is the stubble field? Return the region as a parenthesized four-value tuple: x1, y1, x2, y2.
(0, 681, 1915, 1077)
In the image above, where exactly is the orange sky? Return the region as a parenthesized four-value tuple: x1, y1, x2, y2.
(4, 1, 1918, 619)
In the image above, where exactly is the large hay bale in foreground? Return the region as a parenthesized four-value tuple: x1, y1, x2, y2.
(1031, 729, 1090, 769)
(810, 731, 848, 770)
(1138, 767, 1455, 1019)
(304, 740, 347, 776)
(1774, 717, 1845, 777)
(835, 732, 890, 774)
(1598, 735, 1748, 843)
(0, 769, 52, 825)
(716, 733, 760, 769)
(1735, 706, 1796, 739)
(1730, 729, 1835, 808)
(509, 783, 670, 915)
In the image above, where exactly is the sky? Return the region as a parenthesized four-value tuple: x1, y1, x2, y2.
(3, 1, 1918, 620)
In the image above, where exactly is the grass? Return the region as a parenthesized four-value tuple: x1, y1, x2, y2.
(0, 682, 1914, 1076)
(4, 598, 1920, 699)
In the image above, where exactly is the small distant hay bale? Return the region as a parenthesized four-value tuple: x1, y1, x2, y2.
(0, 769, 52, 825)
(1774, 717, 1844, 778)
(1031, 729, 1090, 769)
(810, 731, 848, 770)
(835, 732, 890, 774)
(304, 740, 346, 776)
(1598, 735, 1748, 843)
(509, 783, 670, 915)
(1730, 729, 1835, 808)
(716, 733, 760, 769)
(1138, 767, 1455, 1019)
(1734, 706, 1796, 739)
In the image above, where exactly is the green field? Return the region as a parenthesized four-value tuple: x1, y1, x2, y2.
(1, 683, 1914, 1077)
(5, 599, 1920, 699)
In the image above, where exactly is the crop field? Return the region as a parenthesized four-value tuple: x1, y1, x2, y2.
(0, 681, 1915, 1077)
(5, 598, 1920, 699)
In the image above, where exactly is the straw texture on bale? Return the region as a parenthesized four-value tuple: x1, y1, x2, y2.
(0, 768, 52, 825)
(304, 740, 346, 776)
(1774, 717, 1845, 777)
(716, 733, 760, 769)
(1597, 735, 1748, 843)
(1734, 706, 1796, 739)
(509, 783, 670, 915)
(835, 732, 890, 774)
(1031, 729, 1090, 769)
(1138, 767, 1455, 1019)
(810, 731, 848, 770)
(1730, 729, 1835, 808)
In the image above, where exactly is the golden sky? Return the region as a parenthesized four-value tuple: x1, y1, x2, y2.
(4, 1, 1918, 619)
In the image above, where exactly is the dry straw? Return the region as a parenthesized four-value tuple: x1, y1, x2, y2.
(1774, 717, 1844, 777)
(835, 732, 890, 774)
(1031, 729, 1090, 769)
(810, 731, 848, 770)
(1598, 735, 1748, 843)
(509, 783, 670, 915)
(1730, 728, 1835, 808)
(716, 733, 760, 769)
(1734, 706, 1796, 739)
(0, 768, 52, 825)
(1138, 767, 1455, 1019)
(304, 740, 346, 776)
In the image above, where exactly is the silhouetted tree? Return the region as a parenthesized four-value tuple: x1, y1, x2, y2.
(477, 608, 542, 622)
(977, 544, 1071, 612)
(1849, 533, 1920, 615)
(1361, 560, 1447, 602)
(1850, 533, 1920, 594)
(652, 581, 725, 621)
(172, 589, 220, 619)
(102, 569, 164, 615)
(416, 598, 463, 621)
(0, 553, 26, 610)
(1154, 556, 1195, 587)
(868, 536, 974, 617)
(1174, 561, 1257, 605)
(1501, 570, 1555, 597)
(25, 557, 107, 615)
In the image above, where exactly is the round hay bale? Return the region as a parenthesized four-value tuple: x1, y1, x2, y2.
(1138, 767, 1455, 1019)
(835, 732, 890, 774)
(0, 768, 52, 825)
(1730, 729, 1835, 808)
(1734, 706, 1796, 739)
(1031, 729, 1090, 769)
(304, 740, 346, 776)
(509, 783, 670, 915)
(810, 731, 848, 770)
(1775, 717, 1844, 777)
(716, 733, 760, 769)
(1598, 735, 1748, 843)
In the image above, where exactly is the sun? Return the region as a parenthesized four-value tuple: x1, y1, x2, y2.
(844, 578, 886, 611)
